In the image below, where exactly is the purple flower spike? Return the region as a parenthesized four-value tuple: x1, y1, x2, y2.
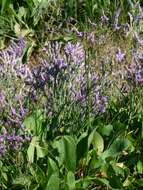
(116, 49, 125, 62)
(55, 58, 67, 69)
(64, 42, 85, 64)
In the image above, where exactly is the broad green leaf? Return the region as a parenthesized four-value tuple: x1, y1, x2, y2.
(88, 129, 104, 154)
(53, 138, 65, 167)
(23, 115, 36, 134)
(76, 132, 88, 162)
(66, 171, 75, 190)
(24, 110, 45, 136)
(53, 136, 76, 172)
(36, 141, 48, 160)
(89, 149, 103, 169)
(27, 136, 37, 163)
(45, 173, 59, 190)
(47, 158, 59, 179)
(137, 160, 143, 174)
(63, 136, 76, 172)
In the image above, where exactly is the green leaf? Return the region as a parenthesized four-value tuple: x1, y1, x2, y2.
(23, 115, 36, 134)
(53, 135, 76, 172)
(137, 161, 143, 174)
(101, 124, 113, 136)
(88, 129, 104, 154)
(102, 138, 129, 159)
(27, 136, 36, 163)
(47, 158, 59, 179)
(53, 138, 65, 167)
(24, 110, 45, 136)
(76, 132, 88, 162)
(1, 0, 10, 14)
(36, 141, 48, 160)
(66, 171, 75, 190)
(18, 6, 27, 20)
(45, 173, 59, 190)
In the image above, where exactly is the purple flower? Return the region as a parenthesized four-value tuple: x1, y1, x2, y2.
(135, 70, 143, 84)
(9, 38, 26, 58)
(116, 49, 125, 62)
(64, 42, 85, 64)
(76, 31, 84, 38)
(55, 58, 67, 69)
(135, 71, 142, 82)
(0, 144, 6, 156)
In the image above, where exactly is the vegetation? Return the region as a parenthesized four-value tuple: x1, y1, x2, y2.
(0, 0, 143, 189)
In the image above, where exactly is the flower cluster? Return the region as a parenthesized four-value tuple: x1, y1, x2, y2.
(0, 128, 30, 156)
(70, 72, 108, 114)
(64, 42, 85, 64)
(0, 38, 31, 126)
(126, 59, 143, 85)
(0, 39, 109, 156)
(24, 41, 108, 116)
(0, 38, 31, 156)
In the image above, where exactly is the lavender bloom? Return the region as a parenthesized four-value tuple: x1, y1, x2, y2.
(76, 31, 84, 38)
(0, 144, 6, 156)
(135, 71, 142, 82)
(0, 37, 31, 130)
(70, 69, 108, 115)
(116, 49, 125, 62)
(64, 42, 85, 64)
(0, 37, 110, 157)
(55, 58, 67, 69)
(8, 38, 26, 58)
(0, 131, 30, 156)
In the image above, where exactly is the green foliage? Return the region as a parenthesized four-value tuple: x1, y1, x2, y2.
(1, 0, 143, 190)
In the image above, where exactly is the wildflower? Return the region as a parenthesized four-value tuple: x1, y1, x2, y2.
(64, 42, 85, 64)
(76, 31, 84, 38)
(55, 58, 67, 69)
(116, 49, 125, 62)
(135, 71, 143, 83)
